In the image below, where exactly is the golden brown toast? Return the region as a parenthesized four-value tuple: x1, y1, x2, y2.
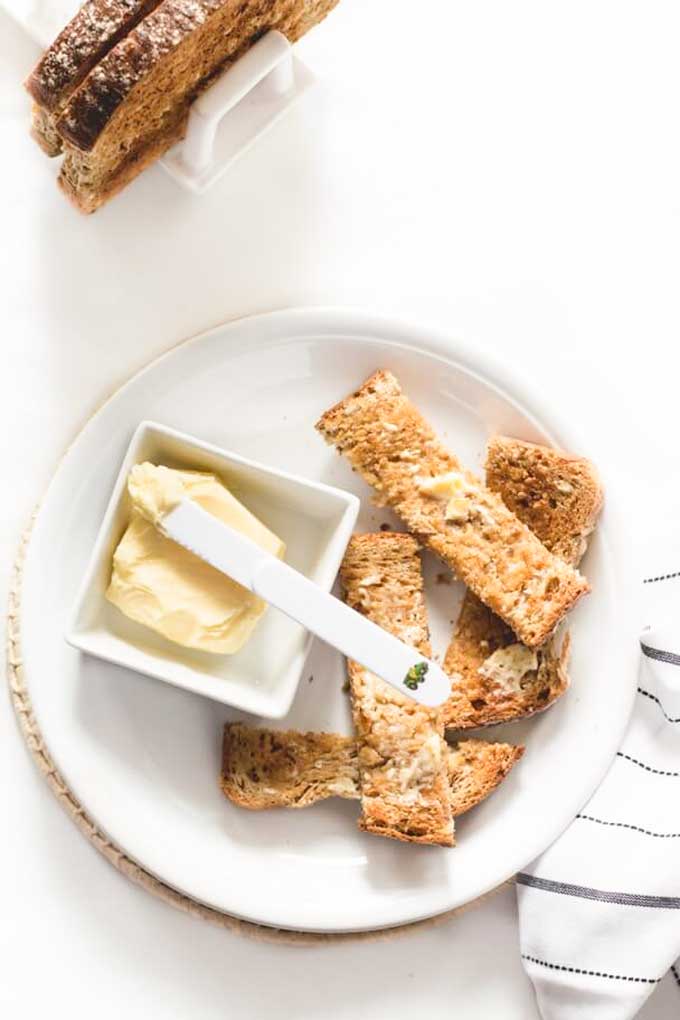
(340, 533, 454, 846)
(221, 724, 524, 818)
(316, 371, 589, 649)
(443, 435, 602, 729)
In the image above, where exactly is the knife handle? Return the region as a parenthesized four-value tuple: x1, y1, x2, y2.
(252, 557, 452, 708)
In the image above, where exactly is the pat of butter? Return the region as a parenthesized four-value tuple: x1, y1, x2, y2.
(419, 471, 466, 498)
(106, 463, 285, 654)
(419, 471, 469, 523)
(478, 643, 538, 692)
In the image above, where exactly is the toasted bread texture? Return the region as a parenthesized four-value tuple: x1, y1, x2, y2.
(485, 436, 603, 566)
(442, 597, 572, 729)
(30, 103, 66, 157)
(442, 435, 602, 729)
(221, 726, 359, 810)
(220, 724, 524, 818)
(316, 371, 589, 649)
(340, 533, 454, 846)
(446, 738, 524, 816)
(28, 0, 338, 211)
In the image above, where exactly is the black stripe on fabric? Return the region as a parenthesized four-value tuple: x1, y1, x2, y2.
(643, 570, 680, 585)
(641, 642, 680, 667)
(577, 814, 680, 839)
(638, 687, 680, 724)
(516, 874, 680, 908)
(522, 955, 659, 984)
(617, 752, 680, 777)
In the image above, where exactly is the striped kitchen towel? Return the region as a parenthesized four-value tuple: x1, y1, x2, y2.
(518, 554, 680, 1019)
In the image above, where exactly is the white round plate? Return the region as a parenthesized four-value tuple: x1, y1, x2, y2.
(20, 308, 637, 933)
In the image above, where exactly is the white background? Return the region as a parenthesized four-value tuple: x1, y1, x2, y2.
(2, 0, 679, 1016)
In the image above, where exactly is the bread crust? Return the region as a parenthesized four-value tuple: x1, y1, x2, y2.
(25, 0, 159, 113)
(58, 116, 177, 212)
(340, 533, 454, 847)
(317, 371, 590, 649)
(26, 0, 163, 161)
(220, 724, 524, 818)
(30, 103, 65, 156)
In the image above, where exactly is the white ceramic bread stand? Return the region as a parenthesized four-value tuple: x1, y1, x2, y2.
(161, 31, 314, 194)
(7, 8, 314, 196)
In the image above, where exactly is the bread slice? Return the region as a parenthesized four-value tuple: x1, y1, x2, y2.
(316, 371, 589, 649)
(442, 597, 572, 729)
(221, 726, 359, 809)
(446, 738, 524, 816)
(442, 436, 602, 730)
(340, 533, 454, 846)
(485, 436, 603, 566)
(221, 723, 524, 817)
(30, 0, 338, 212)
(30, 104, 65, 158)
(26, 0, 162, 156)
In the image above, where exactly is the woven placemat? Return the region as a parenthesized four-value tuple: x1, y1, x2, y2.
(6, 515, 508, 945)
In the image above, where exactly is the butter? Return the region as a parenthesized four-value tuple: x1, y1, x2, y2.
(106, 463, 285, 654)
(419, 471, 470, 523)
(127, 462, 186, 526)
(478, 643, 539, 692)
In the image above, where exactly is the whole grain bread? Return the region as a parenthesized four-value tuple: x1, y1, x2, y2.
(26, 0, 161, 156)
(26, 0, 155, 113)
(28, 0, 338, 212)
(221, 726, 359, 809)
(316, 371, 590, 649)
(340, 532, 454, 846)
(442, 597, 572, 729)
(447, 738, 524, 816)
(485, 436, 603, 565)
(30, 104, 66, 157)
(220, 723, 524, 817)
(442, 435, 602, 730)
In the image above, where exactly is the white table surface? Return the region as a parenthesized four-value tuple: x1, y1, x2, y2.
(2, 1, 679, 1016)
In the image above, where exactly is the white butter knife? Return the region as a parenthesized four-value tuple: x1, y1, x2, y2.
(160, 498, 451, 708)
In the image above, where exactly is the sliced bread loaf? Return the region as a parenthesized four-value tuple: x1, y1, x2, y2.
(28, 0, 338, 211)
(26, 0, 161, 155)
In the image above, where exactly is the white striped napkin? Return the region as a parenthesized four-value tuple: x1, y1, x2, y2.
(518, 547, 680, 1018)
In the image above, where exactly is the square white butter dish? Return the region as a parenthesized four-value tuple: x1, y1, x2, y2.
(66, 421, 360, 718)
